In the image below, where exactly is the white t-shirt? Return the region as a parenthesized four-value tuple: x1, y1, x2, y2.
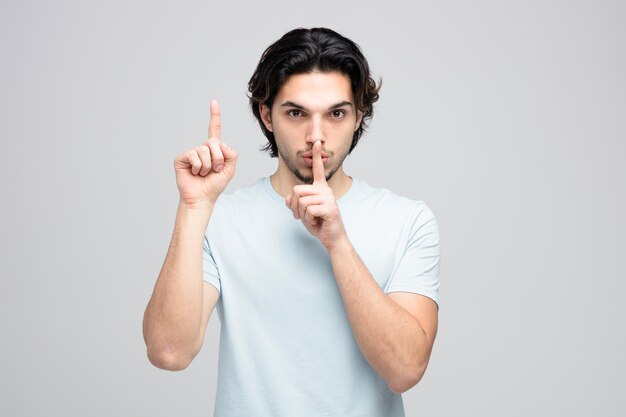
(203, 177, 440, 417)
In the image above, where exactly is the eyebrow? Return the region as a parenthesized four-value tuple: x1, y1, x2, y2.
(280, 100, 354, 111)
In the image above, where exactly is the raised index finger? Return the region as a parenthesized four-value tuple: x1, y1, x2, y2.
(312, 140, 327, 185)
(208, 99, 221, 140)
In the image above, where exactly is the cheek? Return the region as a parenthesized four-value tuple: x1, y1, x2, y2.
(275, 120, 307, 138)
(339, 123, 357, 138)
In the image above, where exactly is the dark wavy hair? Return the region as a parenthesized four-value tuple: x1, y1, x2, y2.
(248, 27, 381, 157)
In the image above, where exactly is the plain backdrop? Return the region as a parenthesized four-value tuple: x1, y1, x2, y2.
(1, 0, 625, 416)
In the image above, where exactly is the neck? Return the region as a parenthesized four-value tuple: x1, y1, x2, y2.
(270, 162, 353, 200)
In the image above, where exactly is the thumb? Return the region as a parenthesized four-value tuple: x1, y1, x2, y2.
(220, 142, 238, 163)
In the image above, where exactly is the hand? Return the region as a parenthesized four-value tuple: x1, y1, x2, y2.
(174, 100, 238, 207)
(285, 140, 348, 250)
(174, 100, 237, 206)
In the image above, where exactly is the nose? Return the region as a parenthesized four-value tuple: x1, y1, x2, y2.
(305, 115, 325, 147)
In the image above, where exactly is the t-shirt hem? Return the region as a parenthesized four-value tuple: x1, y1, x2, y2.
(385, 287, 439, 309)
(203, 278, 221, 294)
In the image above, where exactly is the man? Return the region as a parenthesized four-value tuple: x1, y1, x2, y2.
(143, 27, 440, 417)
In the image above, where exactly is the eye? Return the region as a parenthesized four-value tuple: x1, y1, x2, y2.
(330, 109, 346, 119)
(287, 109, 303, 118)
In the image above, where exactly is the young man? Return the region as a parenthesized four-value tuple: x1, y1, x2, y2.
(143, 28, 440, 417)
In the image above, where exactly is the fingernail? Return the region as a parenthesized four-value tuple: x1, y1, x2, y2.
(215, 164, 223, 172)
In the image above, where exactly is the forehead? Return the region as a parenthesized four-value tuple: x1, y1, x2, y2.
(275, 71, 354, 108)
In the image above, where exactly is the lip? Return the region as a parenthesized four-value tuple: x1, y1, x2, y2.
(302, 151, 329, 158)
(303, 156, 328, 167)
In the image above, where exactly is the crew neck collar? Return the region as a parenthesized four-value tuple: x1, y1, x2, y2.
(262, 176, 360, 207)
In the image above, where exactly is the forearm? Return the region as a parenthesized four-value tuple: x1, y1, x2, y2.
(328, 238, 430, 393)
(143, 201, 214, 368)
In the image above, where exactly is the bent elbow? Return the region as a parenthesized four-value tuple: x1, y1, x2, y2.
(388, 364, 427, 394)
(146, 347, 193, 371)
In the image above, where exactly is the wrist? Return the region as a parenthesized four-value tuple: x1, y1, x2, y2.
(178, 199, 216, 211)
(325, 234, 352, 256)
(176, 200, 216, 228)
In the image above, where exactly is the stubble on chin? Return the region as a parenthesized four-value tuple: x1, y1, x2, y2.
(294, 170, 314, 185)
(294, 168, 338, 185)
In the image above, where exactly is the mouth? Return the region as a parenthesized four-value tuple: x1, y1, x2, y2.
(302, 155, 329, 167)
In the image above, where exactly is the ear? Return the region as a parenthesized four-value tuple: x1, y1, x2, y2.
(354, 110, 364, 132)
(259, 103, 273, 132)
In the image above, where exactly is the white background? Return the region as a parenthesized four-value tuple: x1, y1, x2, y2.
(1, 0, 624, 415)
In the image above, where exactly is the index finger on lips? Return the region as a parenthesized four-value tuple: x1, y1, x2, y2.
(208, 99, 221, 140)
(312, 140, 326, 185)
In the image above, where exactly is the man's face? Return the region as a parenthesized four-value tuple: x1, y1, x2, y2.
(260, 71, 363, 184)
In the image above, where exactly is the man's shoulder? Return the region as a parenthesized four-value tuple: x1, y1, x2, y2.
(207, 178, 273, 235)
(211, 176, 285, 222)
(351, 178, 431, 214)
(216, 177, 267, 207)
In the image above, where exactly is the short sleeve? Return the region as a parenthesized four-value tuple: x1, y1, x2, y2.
(202, 234, 221, 294)
(384, 203, 440, 307)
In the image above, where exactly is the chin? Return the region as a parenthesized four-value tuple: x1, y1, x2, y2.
(293, 169, 335, 185)
(294, 171, 314, 185)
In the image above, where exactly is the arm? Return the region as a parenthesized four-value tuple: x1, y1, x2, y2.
(327, 239, 438, 393)
(286, 140, 438, 393)
(143, 100, 236, 370)
(142, 202, 220, 371)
